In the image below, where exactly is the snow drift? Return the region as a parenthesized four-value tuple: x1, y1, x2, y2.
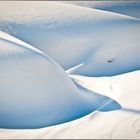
(0, 31, 120, 129)
(68, 21, 140, 76)
(60, 1, 140, 19)
(0, 1, 140, 77)
(1, 70, 140, 139)
(0, 1, 139, 139)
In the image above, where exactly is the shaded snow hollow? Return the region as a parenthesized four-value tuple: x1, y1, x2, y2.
(0, 1, 140, 76)
(0, 31, 120, 128)
(0, 2, 139, 137)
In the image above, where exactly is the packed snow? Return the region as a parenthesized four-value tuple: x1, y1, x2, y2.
(60, 1, 140, 19)
(1, 70, 140, 138)
(0, 31, 120, 128)
(0, 1, 140, 139)
(0, 1, 139, 72)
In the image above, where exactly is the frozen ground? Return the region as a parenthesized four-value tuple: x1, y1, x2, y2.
(0, 1, 140, 139)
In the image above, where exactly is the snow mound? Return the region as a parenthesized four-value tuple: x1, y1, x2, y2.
(0, 31, 121, 129)
(1, 70, 140, 138)
(59, 1, 140, 19)
(68, 20, 140, 76)
(0, 1, 139, 71)
(71, 75, 122, 101)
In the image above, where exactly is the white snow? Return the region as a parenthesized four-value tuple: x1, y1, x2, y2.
(0, 70, 140, 138)
(0, 1, 139, 70)
(68, 22, 140, 76)
(0, 1, 140, 139)
(60, 1, 140, 19)
(0, 31, 120, 129)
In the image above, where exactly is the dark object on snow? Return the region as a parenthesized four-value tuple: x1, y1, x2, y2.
(107, 58, 115, 63)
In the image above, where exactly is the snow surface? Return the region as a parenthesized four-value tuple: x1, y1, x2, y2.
(0, 1, 140, 139)
(0, 31, 120, 129)
(67, 21, 140, 76)
(0, 1, 139, 73)
(60, 1, 140, 19)
(0, 70, 140, 138)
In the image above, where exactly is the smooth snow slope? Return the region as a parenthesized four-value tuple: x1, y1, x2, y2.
(68, 21, 140, 76)
(1, 70, 140, 139)
(0, 31, 120, 129)
(60, 1, 140, 19)
(0, 1, 140, 76)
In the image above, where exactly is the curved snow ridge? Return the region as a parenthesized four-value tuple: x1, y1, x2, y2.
(0, 32, 121, 129)
(0, 2, 140, 70)
(67, 21, 140, 76)
(91, 1, 140, 19)
(60, 1, 140, 19)
(0, 31, 47, 57)
(1, 70, 140, 138)
(70, 75, 122, 101)
(0, 1, 139, 26)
